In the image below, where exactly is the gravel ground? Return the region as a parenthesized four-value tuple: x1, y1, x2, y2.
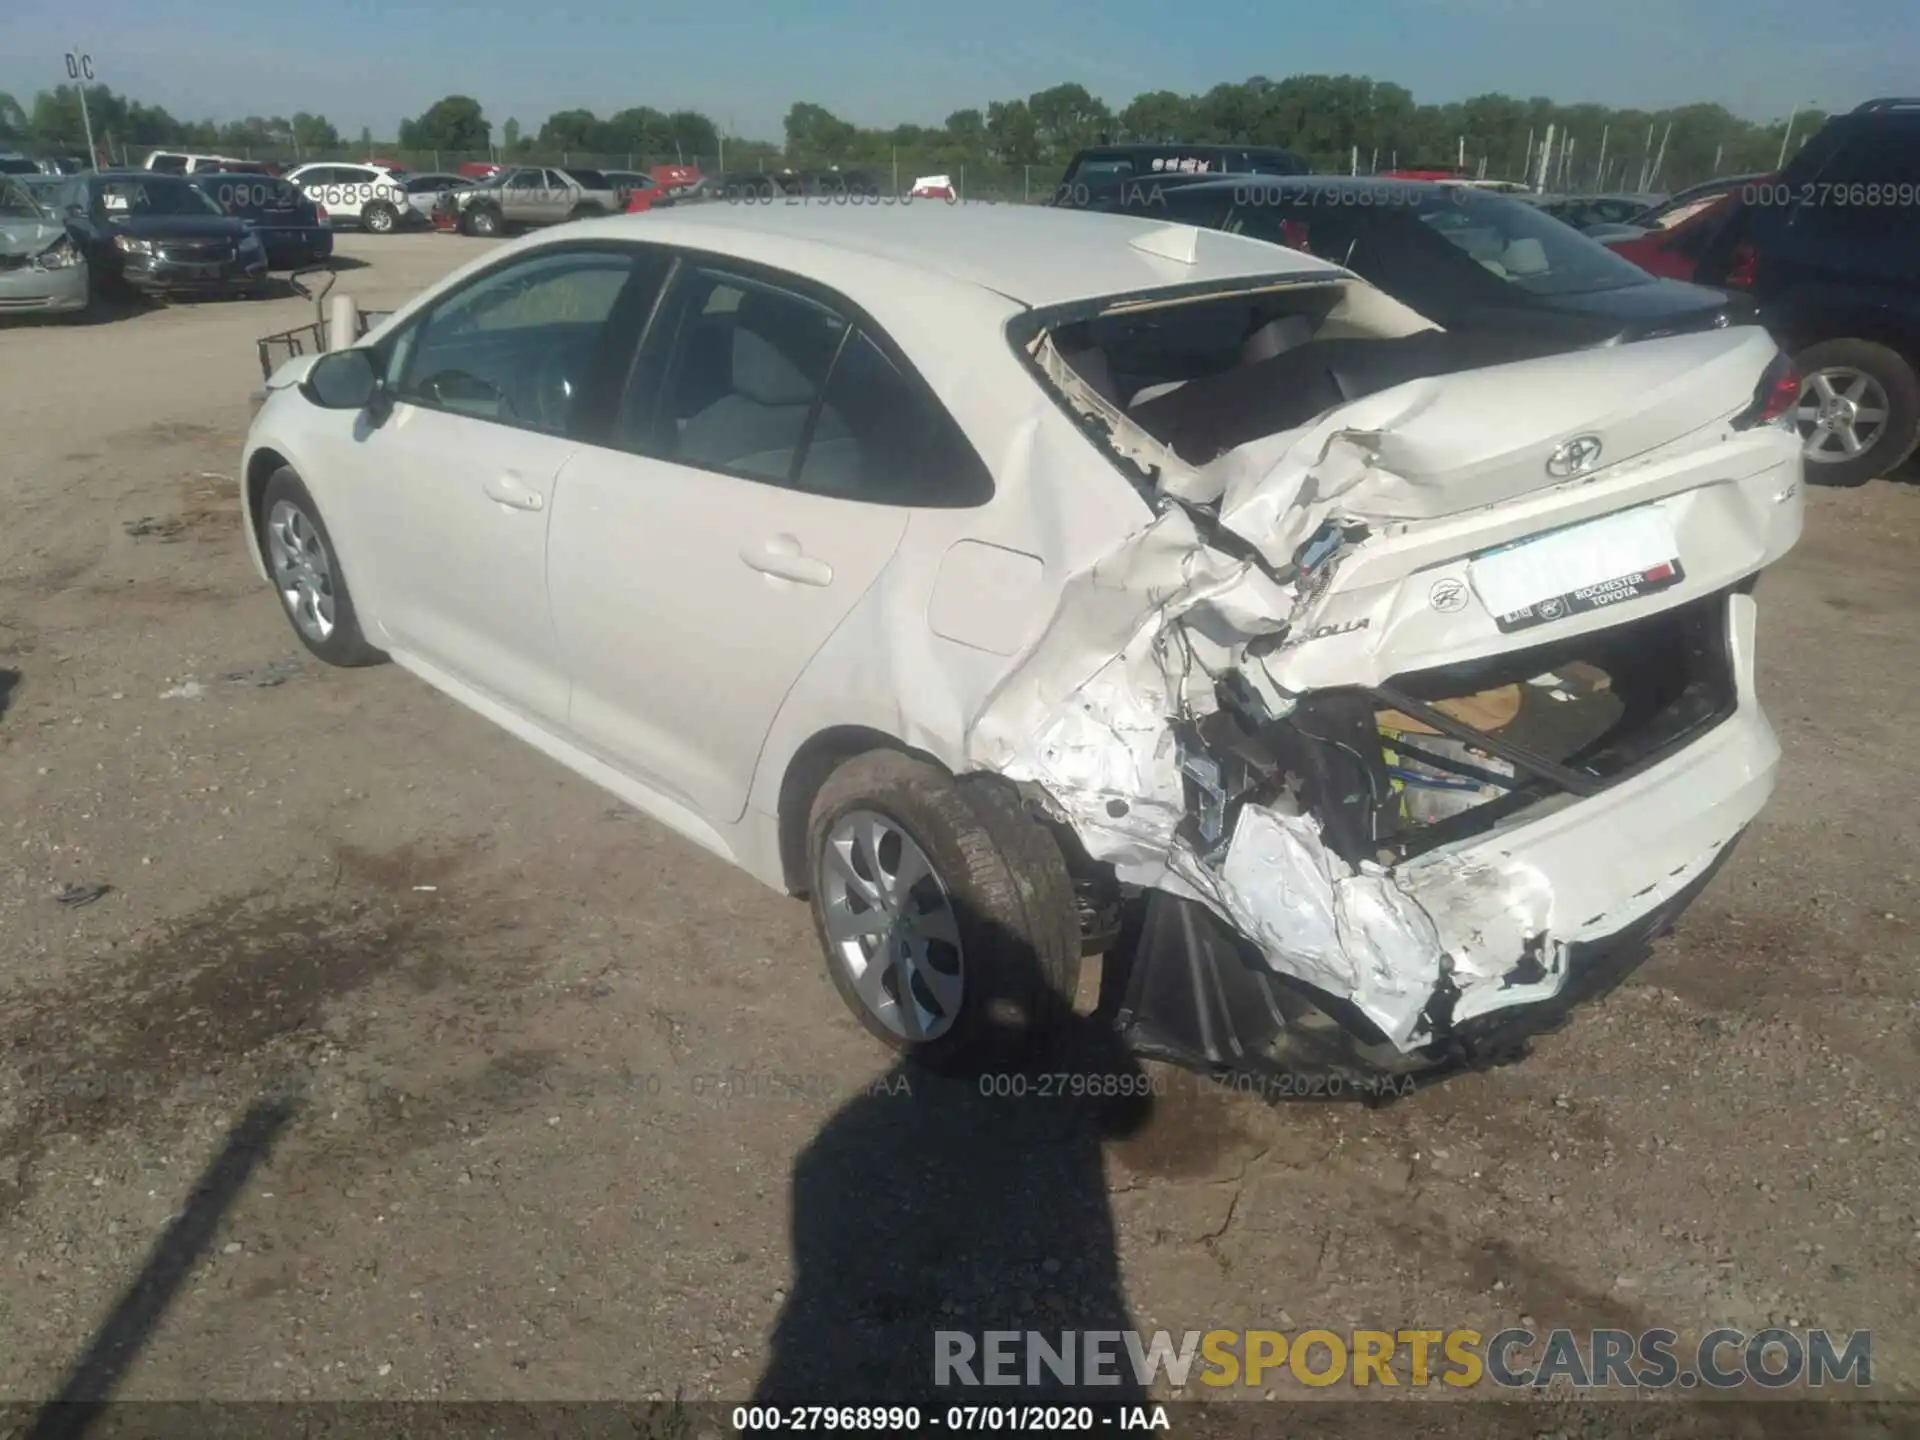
(0, 232, 1916, 1415)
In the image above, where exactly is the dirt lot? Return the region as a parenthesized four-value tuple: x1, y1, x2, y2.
(0, 231, 1917, 1414)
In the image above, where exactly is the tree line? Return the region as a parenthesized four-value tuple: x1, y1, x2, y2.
(1, 74, 1826, 188)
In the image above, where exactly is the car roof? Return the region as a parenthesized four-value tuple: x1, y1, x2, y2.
(1072, 142, 1296, 156)
(567, 201, 1338, 307)
(1160, 174, 1444, 199)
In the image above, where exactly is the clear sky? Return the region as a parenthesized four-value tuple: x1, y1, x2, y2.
(1, 0, 1911, 141)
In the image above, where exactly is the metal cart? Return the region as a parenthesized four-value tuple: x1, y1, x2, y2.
(254, 265, 395, 383)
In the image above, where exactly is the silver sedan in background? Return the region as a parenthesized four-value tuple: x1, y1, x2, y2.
(0, 178, 89, 317)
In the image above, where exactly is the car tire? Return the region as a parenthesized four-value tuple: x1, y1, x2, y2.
(1792, 338, 1920, 488)
(256, 467, 386, 668)
(805, 751, 1081, 1073)
(466, 206, 502, 238)
(361, 201, 397, 235)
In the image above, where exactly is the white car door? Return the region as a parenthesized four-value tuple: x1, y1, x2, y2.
(340, 242, 659, 728)
(546, 260, 986, 825)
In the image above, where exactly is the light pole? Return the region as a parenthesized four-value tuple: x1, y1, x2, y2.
(1777, 102, 1816, 169)
(63, 48, 98, 165)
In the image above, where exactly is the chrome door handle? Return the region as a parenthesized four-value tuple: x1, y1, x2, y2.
(741, 535, 832, 586)
(483, 472, 545, 512)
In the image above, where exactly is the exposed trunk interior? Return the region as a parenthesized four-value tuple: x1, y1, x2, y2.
(1175, 587, 1742, 872)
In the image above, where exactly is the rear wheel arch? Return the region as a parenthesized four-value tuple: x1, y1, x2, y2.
(1772, 293, 1920, 362)
(777, 727, 948, 896)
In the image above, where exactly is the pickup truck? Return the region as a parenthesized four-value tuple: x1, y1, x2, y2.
(437, 165, 628, 237)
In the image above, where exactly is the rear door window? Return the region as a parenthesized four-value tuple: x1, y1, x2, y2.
(617, 266, 849, 481)
(798, 329, 993, 506)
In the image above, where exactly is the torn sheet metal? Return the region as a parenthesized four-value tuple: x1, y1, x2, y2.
(967, 315, 1795, 1058)
(1213, 806, 1444, 1049)
(967, 506, 1285, 886)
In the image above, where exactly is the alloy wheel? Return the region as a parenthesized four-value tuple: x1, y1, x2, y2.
(1797, 366, 1891, 464)
(817, 810, 965, 1042)
(265, 498, 337, 643)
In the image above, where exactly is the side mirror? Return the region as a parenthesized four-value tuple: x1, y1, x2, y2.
(301, 348, 381, 410)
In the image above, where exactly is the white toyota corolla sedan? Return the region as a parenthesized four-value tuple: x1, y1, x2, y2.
(241, 202, 1804, 1083)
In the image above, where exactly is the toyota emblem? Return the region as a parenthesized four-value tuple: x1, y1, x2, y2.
(1546, 435, 1604, 478)
(1429, 578, 1469, 613)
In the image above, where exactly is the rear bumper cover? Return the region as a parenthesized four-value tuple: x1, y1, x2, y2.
(1116, 827, 1740, 1092)
(1111, 592, 1777, 1082)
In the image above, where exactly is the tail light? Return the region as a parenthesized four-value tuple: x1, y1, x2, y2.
(1723, 240, 1757, 289)
(1733, 352, 1800, 430)
(315, 203, 329, 224)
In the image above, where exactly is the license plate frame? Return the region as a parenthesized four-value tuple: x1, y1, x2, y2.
(1469, 505, 1686, 634)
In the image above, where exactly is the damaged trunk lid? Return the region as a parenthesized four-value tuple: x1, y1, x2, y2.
(1186, 325, 1783, 563)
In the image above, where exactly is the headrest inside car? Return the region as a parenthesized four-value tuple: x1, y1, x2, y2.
(731, 327, 817, 407)
(1503, 238, 1549, 275)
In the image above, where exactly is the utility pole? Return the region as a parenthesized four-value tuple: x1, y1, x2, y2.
(63, 47, 98, 165)
(1594, 124, 1608, 190)
(1647, 121, 1671, 190)
(1777, 102, 1815, 168)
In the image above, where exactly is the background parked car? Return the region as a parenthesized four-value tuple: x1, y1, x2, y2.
(1684, 98, 1920, 485)
(143, 150, 276, 176)
(191, 172, 333, 270)
(458, 161, 504, 180)
(0, 177, 89, 317)
(0, 153, 41, 176)
(1088, 174, 1748, 350)
(1601, 188, 1748, 281)
(437, 166, 627, 236)
(610, 172, 676, 213)
(283, 162, 414, 234)
(1055, 141, 1311, 201)
(401, 172, 473, 222)
(53, 171, 266, 300)
(1537, 191, 1667, 232)
(650, 162, 701, 191)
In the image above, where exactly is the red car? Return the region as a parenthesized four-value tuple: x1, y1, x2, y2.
(650, 163, 700, 191)
(459, 161, 504, 180)
(1601, 189, 1746, 282)
(623, 178, 673, 213)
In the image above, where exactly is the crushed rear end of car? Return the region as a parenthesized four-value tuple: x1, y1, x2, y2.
(968, 238, 1804, 1087)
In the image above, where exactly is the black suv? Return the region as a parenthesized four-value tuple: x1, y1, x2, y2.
(1053, 142, 1309, 205)
(1696, 98, 1920, 485)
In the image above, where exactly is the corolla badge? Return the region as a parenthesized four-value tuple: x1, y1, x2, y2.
(1546, 434, 1604, 478)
